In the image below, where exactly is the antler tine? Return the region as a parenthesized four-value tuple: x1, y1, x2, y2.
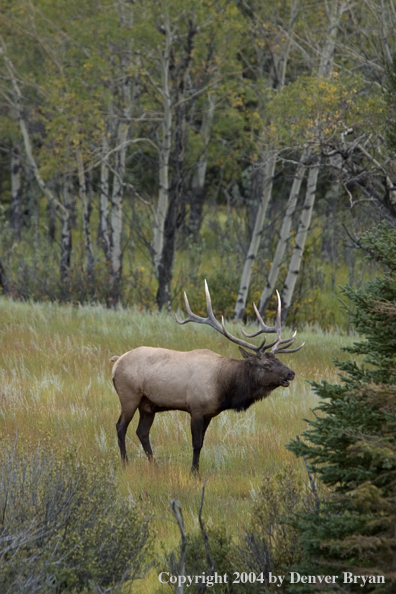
(259, 331, 297, 353)
(175, 287, 223, 333)
(175, 291, 200, 325)
(204, 280, 223, 331)
(274, 341, 305, 355)
(220, 317, 266, 353)
(269, 290, 282, 353)
(240, 302, 277, 338)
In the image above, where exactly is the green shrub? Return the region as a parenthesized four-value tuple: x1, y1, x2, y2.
(0, 442, 152, 593)
(158, 467, 312, 594)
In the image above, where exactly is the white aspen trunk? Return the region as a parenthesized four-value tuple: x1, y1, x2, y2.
(109, 11, 135, 302)
(280, 159, 320, 323)
(258, 154, 307, 316)
(76, 150, 94, 278)
(318, 0, 349, 78)
(99, 130, 111, 262)
(60, 176, 72, 287)
(232, 2, 299, 321)
(11, 144, 22, 239)
(233, 152, 277, 320)
(110, 85, 132, 293)
(152, 14, 172, 272)
(110, 136, 126, 287)
(275, 1, 347, 323)
(189, 93, 216, 238)
(156, 16, 197, 311)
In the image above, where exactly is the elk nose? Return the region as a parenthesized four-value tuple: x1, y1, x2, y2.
(287, 370, 295, 381)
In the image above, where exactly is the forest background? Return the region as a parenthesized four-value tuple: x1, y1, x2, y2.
(1, 0, 395, 327)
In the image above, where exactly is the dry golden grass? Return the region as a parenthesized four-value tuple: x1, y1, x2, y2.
(0, 297, 357, 593)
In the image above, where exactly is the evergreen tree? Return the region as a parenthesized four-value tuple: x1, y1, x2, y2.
(287, 221, 396, 593)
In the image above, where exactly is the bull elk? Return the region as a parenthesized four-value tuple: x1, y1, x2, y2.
(111, 282, 303, 472)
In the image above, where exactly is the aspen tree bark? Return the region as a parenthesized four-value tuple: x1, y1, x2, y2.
(232, 2, 298, 321)
(189, 93, 216, 240)
(275, 0, 349, 324)
(317, 0, 350, 79)
(156, 18, 197, 311)
(258, 155, 307, 316)
(99, 129, 111, 262)
(280, 158, 320, 323)
(10, 144, 22, 239)
(107, 3, 136, 305)
(152, 14, 172, 273)
(233, 152, 277, 321)
(60, 176, 73, 287)
(76, 150, 94, 279)
(109, 82, 134, 303)
(156, 103, 184, 311)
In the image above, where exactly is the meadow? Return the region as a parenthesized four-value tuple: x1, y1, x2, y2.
(0, 297, 358, 592)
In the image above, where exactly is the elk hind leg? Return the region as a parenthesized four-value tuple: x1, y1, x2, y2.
(116, 405, 138, 466)
(136, 407, 155, 461)
(190, 416, 211, 473)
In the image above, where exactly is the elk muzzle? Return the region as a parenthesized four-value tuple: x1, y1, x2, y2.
(280, 369, 295, 387)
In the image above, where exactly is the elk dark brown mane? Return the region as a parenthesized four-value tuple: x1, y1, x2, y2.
(111, 282, 303, 472)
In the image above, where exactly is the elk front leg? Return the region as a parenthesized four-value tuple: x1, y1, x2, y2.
(136, 408, 155, 460)
(190, 416, 211, 473)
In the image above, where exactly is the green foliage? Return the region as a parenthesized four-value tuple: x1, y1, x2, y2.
(0, 442, 152, 593)
(287, 221, 396, 592)
(246, 466, 311, 573)
(267, 74, 385, 147)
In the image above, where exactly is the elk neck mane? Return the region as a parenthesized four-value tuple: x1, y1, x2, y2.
(217, 358, 274, 413)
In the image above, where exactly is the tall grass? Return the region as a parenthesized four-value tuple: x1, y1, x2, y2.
(0, 297, 357, 592)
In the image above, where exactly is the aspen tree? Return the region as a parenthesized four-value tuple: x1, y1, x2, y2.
(233, 0, 300, 321)
(280, 0, 349, 323)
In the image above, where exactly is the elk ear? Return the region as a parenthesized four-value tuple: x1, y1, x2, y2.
(238, 347, 257, 360)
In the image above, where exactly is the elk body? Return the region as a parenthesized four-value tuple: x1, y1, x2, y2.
(112, 282, 303, 472)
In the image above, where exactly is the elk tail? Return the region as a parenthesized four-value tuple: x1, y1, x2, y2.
(110, 355, 120, 363)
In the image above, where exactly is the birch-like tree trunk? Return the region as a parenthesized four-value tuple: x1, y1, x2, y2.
(274, 0, 348, 323)
(156, 18, 197, 311)
(280, 159, 320, 323)
(107, 3, 136, 305)
(109, 79, 134, 304)
(98, 128, 111, 262)
(10, 144, 22, 239)
(152, 14, 172, 273)
(76, 150, 94, 279)
(233, 152, 277, 320)
(258, 154, 307, 316)
(232, 2, 298, 321)
(317, 0, 350, 79)
(189, 93, 216, 240)
(60, 176, 73, 288)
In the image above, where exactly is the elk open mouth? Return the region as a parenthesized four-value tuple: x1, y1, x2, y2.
(280, 380, 291, 387)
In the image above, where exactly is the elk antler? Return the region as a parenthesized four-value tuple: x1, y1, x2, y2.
(175, 282, 304, 355)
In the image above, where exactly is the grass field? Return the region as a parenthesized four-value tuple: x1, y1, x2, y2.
(0, 297, 358, 592)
